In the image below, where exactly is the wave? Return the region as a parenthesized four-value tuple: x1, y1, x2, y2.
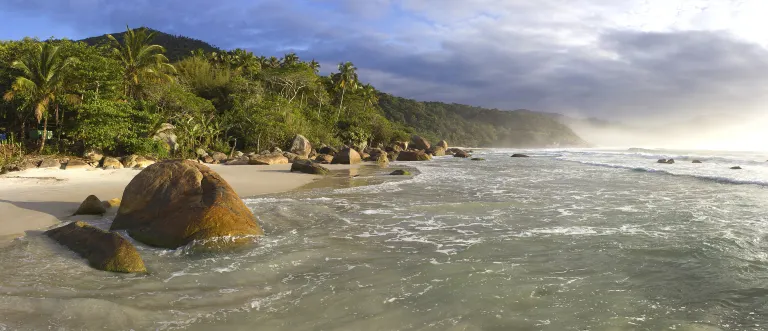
(562, 159, 768, 187)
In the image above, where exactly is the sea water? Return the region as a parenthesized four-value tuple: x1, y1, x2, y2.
(2, 149, 768, 330)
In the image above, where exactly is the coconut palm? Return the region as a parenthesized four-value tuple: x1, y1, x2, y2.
(308, 59, 320, 74)
(107, 26, 176, 98)
(360, 83, 378, 112)
(266, 56, 280, 69)
(281, 52, 300, 67)
(333, 61, 358, 122)
(3, 43, 77, 152)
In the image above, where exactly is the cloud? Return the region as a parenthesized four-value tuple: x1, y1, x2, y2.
(2, 0, 768, 123)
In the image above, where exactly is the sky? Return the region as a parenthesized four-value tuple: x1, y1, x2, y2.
(1, 0, 768, 129)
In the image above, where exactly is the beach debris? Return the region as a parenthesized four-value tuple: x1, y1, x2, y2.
(397, 150, 432, 161)
(511, 154, 530, 158)
(332, 148, 363, 164)
(291, 159, 330, 175)
(290, 134, 312, 158)
(45, 221, 146, 273)
(102, 157, 123, 169)
(111, 160, 263, 249)
(249, 153, 289, 165)
(74, 195, 107, 215)
(390, 169, 412, 175)
(411, 135, 431, 151)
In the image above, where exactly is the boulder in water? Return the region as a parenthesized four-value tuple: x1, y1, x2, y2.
(74, 195, 107, 215)
(667, 159, 675, 164)
(436, 140, 448, 149)
(731, 166, 742, 170)
(331, 148, 362, 164)
(692, 160, 703, 164)
(471, 158, 486, 161)
(397, 150, 432, 161)
(511, 154, 530, 158)
(291, 159, 330, 175)
(390, 169, 412, 176)
(453, 150, 471, 158)
(111, 160, 263, 249)
(411, 135, 431, 151)
(46, 221, 147, 273)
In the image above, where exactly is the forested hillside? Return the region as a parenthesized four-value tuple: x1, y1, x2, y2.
(1, 27, 586, 168)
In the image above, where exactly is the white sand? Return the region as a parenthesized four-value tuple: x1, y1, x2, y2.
(0, 163, 361, 242)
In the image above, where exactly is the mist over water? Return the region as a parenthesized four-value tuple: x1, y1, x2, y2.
(2, 150, 768, 330)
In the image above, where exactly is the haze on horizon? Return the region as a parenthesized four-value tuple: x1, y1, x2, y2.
(1, 0, 767, 151)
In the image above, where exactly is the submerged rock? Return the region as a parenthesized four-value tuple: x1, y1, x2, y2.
(45, 221, 146, 273)
(667, 159, 675, 164)
(471, 158, 486, 161)
(511, 154, 530, 158)
(731, 166, 742, 170)
(397, 150, 432, 161)
(692, 160, 703, 164)
(111, 160, 263, 249)
(74, 195, 107, 216)
(331, 148, 362, 164)
(453, 150, 471, 158)
(390, 169, 412, 176)
(291, 159, 330, 175)
(657, 159, 667, 164)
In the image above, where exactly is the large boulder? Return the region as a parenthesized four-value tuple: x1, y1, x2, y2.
(202, 155, 215, 164)
(411, 135, 431, 151)
(225, 156, 250, 165)
(64, 159, 93, 170)
(195, 148, 209, 158)
(46, 221, 146, 273)
(110, 160, 263, 249)
(122, 155, 155, 169)
(315, 154, 334, 164)
(102, 157, 123, 169)
(291, 159, 330, 175)
(428, 146, 446, 156)
(248, 153, 289, 165)
(283, 152, 307, 163)
(290, 135, 312, 158)
(331, 148, 362, 165)
(74, 195, 107, 216)
(394, 141, 409, 151)
(83, 148, 104, 164)
(397, 150, 432, 161)
(153, 123, 178, 153)
(211, 152, 228, 163)
(436, 140, 448, 149)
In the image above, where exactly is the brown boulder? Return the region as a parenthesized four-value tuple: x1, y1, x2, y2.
(453, 150, 471, 158)
(122, 155, 155, 169)
(202, 155, 215, 164)
(111, 160, 263, 249)
(429, 146, 446, 156)
(436, 140, 448, 149)
(411, 135, 431, 151)
(318, 146, 338, 156)
(331, 148, 362, 164)
(46, 221, 146, 273)
(38, 159, 61, 169)
(64, 159, 93, 170)
(291, 159, 330, 175)
(315, 154, 334, 164)
(290, 134, 312, 158)
(249, 153, 289, 165)
(225, 156, 250, 165)
(211, 152, 228, 163)
(74, 195, 107, 215)
(397, 150, 432, 161)
(102, 157, 123, 169)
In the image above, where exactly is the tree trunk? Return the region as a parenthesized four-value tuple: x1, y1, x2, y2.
(336, 86, 346, 123)
(39, 115, 48, 153)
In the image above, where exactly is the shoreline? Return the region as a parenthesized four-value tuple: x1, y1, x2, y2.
(0, 163, 364, 243)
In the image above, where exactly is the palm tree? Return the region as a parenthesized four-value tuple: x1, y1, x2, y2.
(281, 52, 300, 67)
(3, 43, 77, 152)
(267, 56, 280, 69)
(107, 26, 176, 98)
(230, 48, 260, 76)
(360, 83, 378, 112)
(308, 59, 320, 74)
(334, 61, 358, 122)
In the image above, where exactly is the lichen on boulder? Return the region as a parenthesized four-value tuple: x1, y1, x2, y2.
(45, 221, 146, 273)
(110, 160, 263, 249)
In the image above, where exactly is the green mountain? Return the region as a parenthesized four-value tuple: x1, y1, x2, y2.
(379, 94, 588, 147)
(80, 28, 221, 61)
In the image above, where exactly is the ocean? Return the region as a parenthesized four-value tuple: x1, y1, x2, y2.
(2, 148, 768, 330)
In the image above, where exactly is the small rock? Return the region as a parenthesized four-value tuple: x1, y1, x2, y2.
(84, 148, 104, 163)
(74, 195, 107, 215)
(102, 157, 123, 169)
(234, 151, 244, 158)
(195, 148, 208, 158)
(211, 152, 228, 163)
(224, 156, 250, 165)
(511, 154, 529, 158)
(390, 169, 412, 176)
(45, 221, 146, 273)
(64, 159, 92, 170)
(453, 150, 471, 158)
(471, 158, 486, 161)
(692, 160, 703, 164)
(667, 159, 675, 164)
(318, 146, 337, 156)
(315, 154, 334, 164)
(202, 155, 215, 164)
(731, 166, 742, 170)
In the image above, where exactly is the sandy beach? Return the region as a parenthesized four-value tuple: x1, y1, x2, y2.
(0, 163, 361, 243)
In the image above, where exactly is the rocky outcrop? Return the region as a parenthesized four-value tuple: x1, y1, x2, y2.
(453, 150, 471, 158)
(315, 154, 334, 164)
(397, 150, 432, 161)
(102, 157, 123, 169)
(248, 153, 289, 165)
(211, 152, 228, 163)
(64, 159, 93, 170)
(74, 195, 107, 215)
(39, 159, 61, 169)
(111, 160, 263, 249)
(390, 169, 412, 175)
(290, 159, 330, 175)
(290, 135, 312, 158)
(511, 154, 530, 158)
(411, 135, 431, 151)
(331, 148, 362, 164)
(153, 123, 178, 153)
(46, 221, 146, 273)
